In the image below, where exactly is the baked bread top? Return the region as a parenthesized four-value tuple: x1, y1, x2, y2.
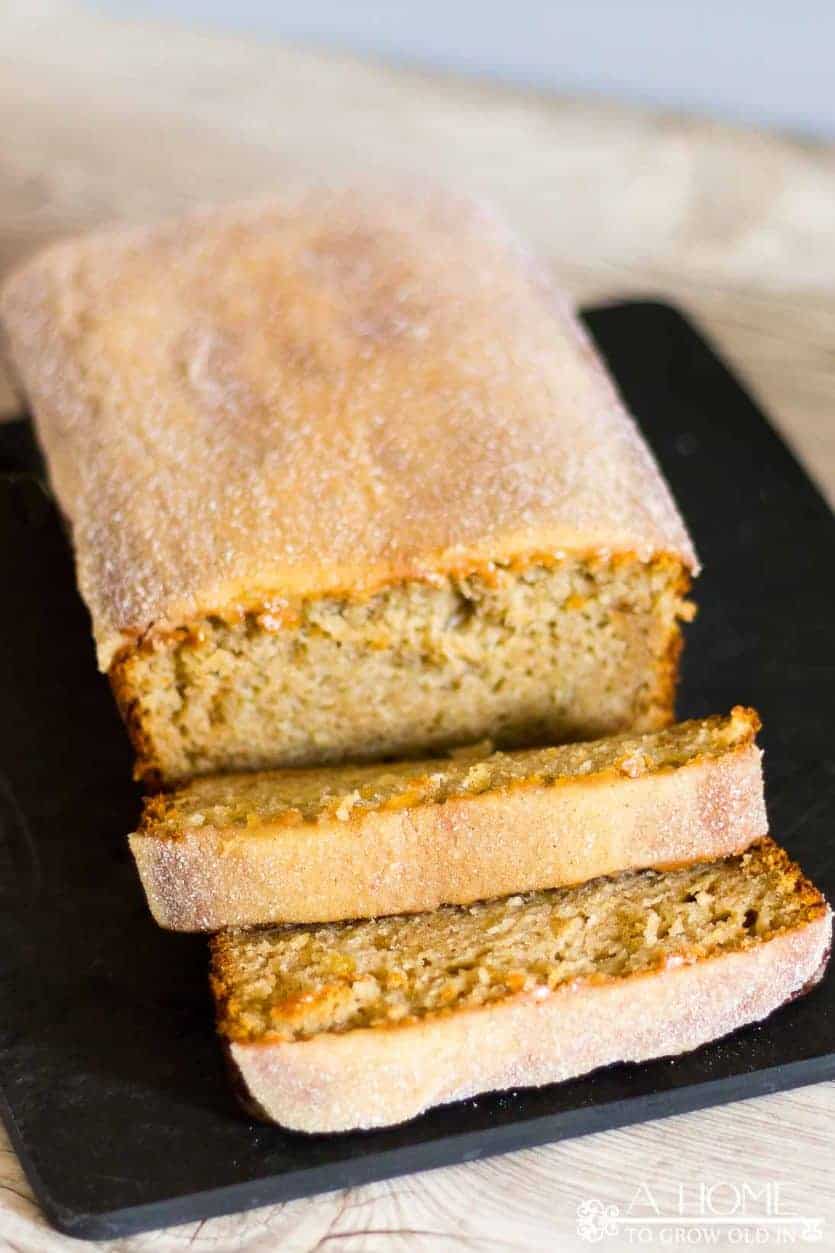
(0, 185, 697, 671)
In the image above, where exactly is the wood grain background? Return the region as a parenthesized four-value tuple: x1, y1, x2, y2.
(1, 3, 833, 1248)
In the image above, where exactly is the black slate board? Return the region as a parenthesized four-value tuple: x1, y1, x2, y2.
(1, 302, 833, 1241)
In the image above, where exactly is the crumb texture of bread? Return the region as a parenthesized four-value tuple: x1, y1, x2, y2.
(115, 553, 691, 782)
(211, 839, 826, 1044)
(213, 839, 831, 1131)
(146, 706, 759, 832)
(0, 188, 696, 780)
(132, 708, 766, 929)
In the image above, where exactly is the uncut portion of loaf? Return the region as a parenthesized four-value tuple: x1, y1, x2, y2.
(211, 839, 831, 1132)
(132, 708, 766, 930)
(0, 186, 696, 783)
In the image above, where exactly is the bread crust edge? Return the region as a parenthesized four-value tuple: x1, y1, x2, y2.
(221, 908, 831, 1133)
(132, 735, 765, 930)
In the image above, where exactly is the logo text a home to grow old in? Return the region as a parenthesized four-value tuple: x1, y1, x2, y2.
(576, 1180, 824, 1244)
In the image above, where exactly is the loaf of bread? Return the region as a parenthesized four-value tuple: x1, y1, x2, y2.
(132, 708, 766, 930)
(0, 187, 696, 784)
(211, 839, 830, 1132)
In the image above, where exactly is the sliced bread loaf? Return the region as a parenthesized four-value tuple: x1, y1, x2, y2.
(0, 189, 695, 784)
(132, 708, 766, 929)
(211, 838, 830, 1132)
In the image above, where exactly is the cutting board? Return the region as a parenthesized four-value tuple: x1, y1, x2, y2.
(1, 6, 834, 1247)
(1, 302, 833, 1240)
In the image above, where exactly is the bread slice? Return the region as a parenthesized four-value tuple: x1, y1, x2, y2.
(0, 187, 696, 784)
(211, 839, 830, 1132)
(131, 708, 766, 931)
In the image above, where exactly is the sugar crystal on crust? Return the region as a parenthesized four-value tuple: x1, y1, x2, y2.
(0, 185, 696, 671)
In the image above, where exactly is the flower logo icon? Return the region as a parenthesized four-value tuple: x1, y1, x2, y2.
(576, 1198, 620, 1242)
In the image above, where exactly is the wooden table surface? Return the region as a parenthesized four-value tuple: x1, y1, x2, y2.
(1, 4, 833, 1248)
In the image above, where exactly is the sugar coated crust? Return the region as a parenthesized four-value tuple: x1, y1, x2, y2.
(225, 913, 830, 1132)
(0, 184, 696, 671)
(210, 839, 830, 1131)
(131, 709, 766, 929)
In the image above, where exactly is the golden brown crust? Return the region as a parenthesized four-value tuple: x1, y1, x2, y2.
(0, 187, 697, 672)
